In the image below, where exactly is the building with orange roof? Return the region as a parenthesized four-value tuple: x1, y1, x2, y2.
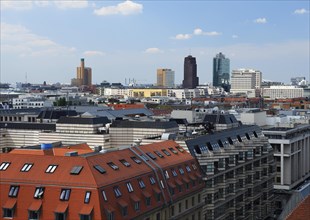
(0, 140, 204, 220)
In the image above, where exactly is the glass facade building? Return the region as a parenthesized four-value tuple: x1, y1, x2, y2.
(213, 52, 230, 91)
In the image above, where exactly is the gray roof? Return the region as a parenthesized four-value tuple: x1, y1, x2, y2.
(57, 116, 110, 125)
(203, 113, 239, 124)
(185, 125, 262, 156)
(110, 120, 178, 129)
(0, 122, 56, 131)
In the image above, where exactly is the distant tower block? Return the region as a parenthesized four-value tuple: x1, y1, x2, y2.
(76, 58, 92, 86)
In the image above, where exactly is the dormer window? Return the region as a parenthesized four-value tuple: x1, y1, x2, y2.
(169, 147, 178, 154)
(154, 151, 164, 158)
(162, 149, 171, 156)
(176, 146, 184, 152)
(107, 162, 119, 170)
(9, 185, 19, 197)
(45, 165, 58, 173)
(138, 179, 146, 189)
(149, 176, 156, 185)
(140, 154, 149, 161)
(126, 182, 134, 193)
(146, 152, 157, 160)
(94, 165, 106, 174)
(171, 169, 178, 177)
(21, 163, 33, 172)
(131, 156, 142, 164)
(60, 189, 71, 201)
(84, 191, 91, 204)
(0, 162, 10, 171)
(179, 167, 185, 175)
(185, 165, 191, 172)
(70, 166, 83, 175)
(113, 186, 122, 198)
(120, 159, 131, 167)
(34, 187, 45, 199)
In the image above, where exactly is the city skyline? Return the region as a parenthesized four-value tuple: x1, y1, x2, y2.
(1, 0, 309, 85)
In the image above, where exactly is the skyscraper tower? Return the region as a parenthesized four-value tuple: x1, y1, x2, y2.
(76, 58, 92, 86)
(157, 68, 175, 88)
(213, 52, 230, 91)
(183, 55, 198, 89)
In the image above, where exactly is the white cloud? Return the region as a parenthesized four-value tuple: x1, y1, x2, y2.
(54, 1, 88, 9)
(144, 48, 163, 54)
(193, 28, 203, 35)
(0, 0, 33, 10)
(84, 50, 105, 56)
(205, 31, 221, 36)
(193, 28, 221, 36)
(232, 35, 238, 39)
(294, 8, 309, 14)
(1, 22, 75, 56)
(174, 34, 192, 40)
(94, 1, 143, 16)
(254, 17, 267, 24)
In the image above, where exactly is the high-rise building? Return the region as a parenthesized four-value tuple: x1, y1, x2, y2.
(183, 55, 198, 89)
(213, 52, 230, 91)
(230, 69, 262, 97)
(157, 69, 175, 88)
(76, 58, 92, 86)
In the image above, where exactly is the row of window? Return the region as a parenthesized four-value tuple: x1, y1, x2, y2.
(7, 185, 91, 204)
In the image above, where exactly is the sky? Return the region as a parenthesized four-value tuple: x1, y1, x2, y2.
(1, 0, 309, 85)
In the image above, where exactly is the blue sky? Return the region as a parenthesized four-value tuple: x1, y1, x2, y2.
(1, 0, 309, 85)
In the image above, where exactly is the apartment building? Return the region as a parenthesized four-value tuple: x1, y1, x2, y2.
(262, 86, 304, 99)
(0, 140, 204, 220)
(185, 124, 275, 220)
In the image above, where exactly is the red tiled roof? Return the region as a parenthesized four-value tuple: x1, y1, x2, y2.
(286, 195, 310, 220)
(0, 140, 204, 220)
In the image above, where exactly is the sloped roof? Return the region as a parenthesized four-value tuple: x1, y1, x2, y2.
(286, 195, 310, 220)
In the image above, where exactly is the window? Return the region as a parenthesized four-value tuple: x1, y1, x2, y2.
(134, 201, 140, 211)
(192, 163, 197, 170)
(164, 170, 170, 179)
(107, 162, 119, 170)
(84, 191, 91, 203)
(55, 212, 66, 220)
(154, 151, 164, 158)
(140, 154, 149, 161)
(171, 169, 178, 177)
(156, 213, 161, 220)
(176, 146, 184, 152)
(9, 185, 19, 197)
(113, 186, 122, 198)
(106, 211, 114, 220)
(160, 180, 165, 189)
(171, 205, 175, 216)
(131, 156, 142, 164)
(126, 182, 134, 193)
(121, 206, 128, 217)
(29, 210, 40, 220)
(149, 176, 156, 185)
(145, 196, 151, 206)
(156, 192, 161, 202)
(34, 187, 45, 199)
(94, 165, 106, 174)
(70, 166, 83, 175)
(138, 179, 146, 189)
(3, 208, 14, 218)
(185, 165, 191, 172)
(162, 149, 171, 156)
(45, 165, 58, 173)
(102, 190, 108, 201)
(80, 214, 92, 220)
(185, 199, 188, 209)
(169, 147, 178, 154)
(60, 189, 71, 201)
(179, 167, 185, 175)
(120, 159, 131, 167)
(0, 162, 10, 171)
(178, 202, 182, 212)
(21, 163, 33, 172)
(146, 152, 157, 160)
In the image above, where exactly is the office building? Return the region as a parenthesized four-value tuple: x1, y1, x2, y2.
(262, 124, 310, 217)
(262, 86, 304, 99)
(291, 77, 306, 86)
(0, 140, 204, 220)
(230, 69, 262, 97)
(76, 58, 92, 87)
(157, 69, 175, 88)
(183, 55, 199, 89)
(185, 121, 275, 220)
(213, 52, 230, 91)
